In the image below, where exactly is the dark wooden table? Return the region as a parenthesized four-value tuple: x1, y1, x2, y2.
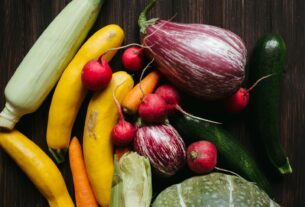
(1, 0, 304, 206)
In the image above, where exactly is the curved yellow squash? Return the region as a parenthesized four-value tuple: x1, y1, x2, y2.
(47, 24, 124, 157)
(83, 71, 134, 207)
(0, 130, 74, 207)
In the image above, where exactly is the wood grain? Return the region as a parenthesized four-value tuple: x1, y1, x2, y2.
(0, 0, 304, 206)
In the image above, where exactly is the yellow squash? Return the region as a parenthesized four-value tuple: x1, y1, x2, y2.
(83, 71, 134, 207)
(47, 24, 124, 162)
(0, 130, 74, 207)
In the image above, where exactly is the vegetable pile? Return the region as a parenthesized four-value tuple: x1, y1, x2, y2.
(0, 0, 293, 206)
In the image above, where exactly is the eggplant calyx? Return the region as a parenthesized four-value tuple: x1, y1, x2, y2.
(138, 0, 159, 34)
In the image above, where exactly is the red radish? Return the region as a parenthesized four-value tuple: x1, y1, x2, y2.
(111, 85, 135, 147)
(225, 88, 249, 113)
(122, 47, 144, 72)
(138, 94, 167, 124)
(187, 141, 217, 174)
(81, 58, 112, 91)
(111, 120, 135, 147)
(155, 84, 180, 113)
(225, 74, 273, 113)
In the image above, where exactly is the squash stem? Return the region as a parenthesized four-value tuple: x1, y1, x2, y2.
(49, 148, 66, 164)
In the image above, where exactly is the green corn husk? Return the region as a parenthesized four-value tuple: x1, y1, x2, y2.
(110, 152, 152, 207)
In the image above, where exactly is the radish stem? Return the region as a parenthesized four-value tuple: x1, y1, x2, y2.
(139, 58, 154, 99)
(175, 105, 222, 125)
(112, 81, 127, 126)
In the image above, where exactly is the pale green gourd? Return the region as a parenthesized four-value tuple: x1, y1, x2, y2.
(0, 0, 103, 129)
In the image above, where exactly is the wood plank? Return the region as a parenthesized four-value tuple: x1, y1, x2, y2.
(0, 0, 304, 206)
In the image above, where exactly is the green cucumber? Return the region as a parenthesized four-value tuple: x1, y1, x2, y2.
(249, 34, 292, 174)
(171, 114, 272, 196)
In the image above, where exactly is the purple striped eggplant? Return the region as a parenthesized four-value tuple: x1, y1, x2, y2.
(134, 124, 186, 176)
(139, 0, 247, 100)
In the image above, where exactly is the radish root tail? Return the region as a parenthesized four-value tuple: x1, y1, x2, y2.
(175, 105, 222, 125)
(100, 43, 154, 58)
(215, 167, 245, 180)
(247, 74, 274, 92)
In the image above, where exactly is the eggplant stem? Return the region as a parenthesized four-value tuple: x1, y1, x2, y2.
(138, 0, 158, 34)
(139, 58, 155, 100)
(175, 105, 222, 125)
(49, 148, 66, 164)
(142, 14, 177, 45)
(247, 74, 273, 92)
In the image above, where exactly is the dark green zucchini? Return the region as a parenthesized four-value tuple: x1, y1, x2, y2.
(249, 34, 292, 175)
(171, 114, 272, 196)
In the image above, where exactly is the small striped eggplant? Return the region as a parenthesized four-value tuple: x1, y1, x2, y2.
(134, 124, 186, 176)
(138, 0, 247, 100)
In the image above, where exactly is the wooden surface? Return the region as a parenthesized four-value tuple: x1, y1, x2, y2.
(0, 0, 304, 206)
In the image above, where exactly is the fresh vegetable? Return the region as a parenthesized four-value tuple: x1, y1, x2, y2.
(138, 0, 246, 100)
(0, 0, 103, 130)
(0, 130, 74, 207)
(110, 152, 152, 207)
(155, 84, 180, 113)
(83, 71, 134, 207)
(249, 34, 292, 174)
(112, 120, 135, 147)
(47, 24, 124, 163)
(138, 94, 167, 124)
(69, 137, 98, 207)
(225, 74, 272, 113)
(122, 71, 161, 114)
(187, 141, 217, 174)
(111, 89, 135, 147)
(134, 124, 186, 176)
(122, 47, 144, 72)
(152, 173, 279, 207)
(81, 58, 112, 91)
(171, 114, 272, 195)
(225, 88, 250, 113)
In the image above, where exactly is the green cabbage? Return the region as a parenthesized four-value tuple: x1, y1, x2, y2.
(110, 152, 152, 207)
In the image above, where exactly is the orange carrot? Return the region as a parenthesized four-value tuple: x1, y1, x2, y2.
(69, 137, 98, 207)
(122, 71, 161, 114)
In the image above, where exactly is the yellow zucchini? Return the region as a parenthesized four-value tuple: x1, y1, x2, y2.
(47, 25, 124, 163)
(0, 130, 74, 207)
(83, 71, 134, 207)
(0, 0, 103, 130)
